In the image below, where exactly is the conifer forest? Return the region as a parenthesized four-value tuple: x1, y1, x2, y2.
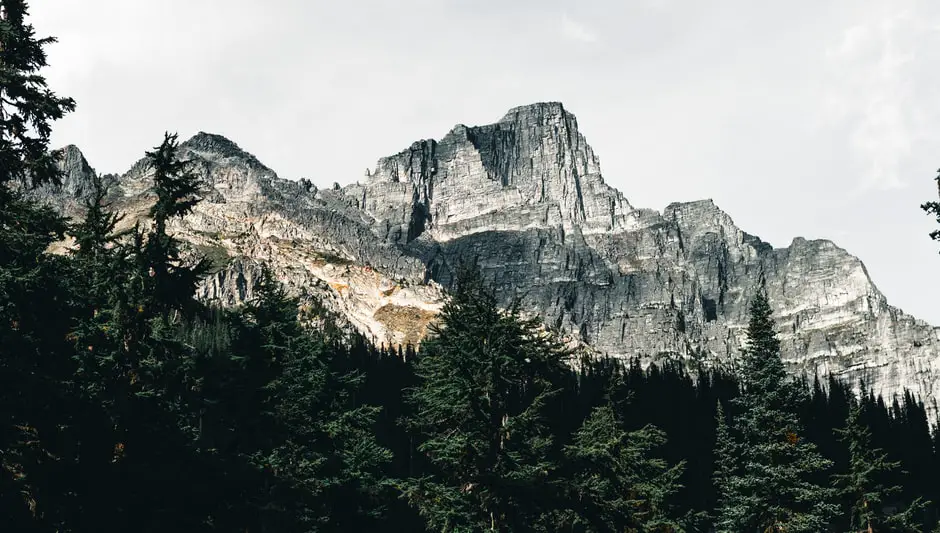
(3, 2, 940, 532)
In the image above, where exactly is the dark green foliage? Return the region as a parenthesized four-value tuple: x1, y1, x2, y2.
(834, 402, 928, 532)
(0, 0, 76, 188)
(715, 291, 839, 532)
(71, 174, 126, 262)
(146, 132, 203, 228)
(139, 132, 210, 315)
(3, 6, 940, 531)
(711, 401, 736, 526)
(400, 268, 571, 532)
(558, 397, 685, 532)
(240, 267, 395, 532)
(0, 2, 79, 528)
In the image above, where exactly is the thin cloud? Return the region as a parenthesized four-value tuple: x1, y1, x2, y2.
(822, 7, 937, 191)
(560, 13, 599, 44)
(825, 24, 871, 59)
(642, 0, 671, 10)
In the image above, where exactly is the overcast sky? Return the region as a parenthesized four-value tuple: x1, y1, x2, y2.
(31, 0, 940, 325)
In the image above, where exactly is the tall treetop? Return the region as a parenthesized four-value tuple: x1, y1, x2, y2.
(923, 168, 940, 246)
(0, 0, 76, 187)
(145, 132, 203, 230)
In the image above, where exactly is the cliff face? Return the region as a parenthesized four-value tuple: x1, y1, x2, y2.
(41, 102, 940, 412)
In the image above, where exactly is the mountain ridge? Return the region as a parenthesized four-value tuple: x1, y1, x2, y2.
(41, 101, 940, 415)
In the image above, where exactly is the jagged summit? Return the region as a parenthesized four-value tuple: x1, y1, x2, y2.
(58, 143, 87, 160)
(179, 131, 273, 174)
(41, 103, 940, 418)
(182, 131, 244, 154)
(43, 144, 97, 200)
(499, 101, 575, 126)
(361, 102, 629, 241)
(501, 101, 569, 116)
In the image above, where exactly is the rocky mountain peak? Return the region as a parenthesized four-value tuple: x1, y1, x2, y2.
(179, 132, 273, 175)
(498, 101, 575, 127)
(182, 131, 244, 155)
(358, 103, 632, 244)
(26, 144, 99, 210)
(56, 144, 94, 183)
(40, 102, 940, 420)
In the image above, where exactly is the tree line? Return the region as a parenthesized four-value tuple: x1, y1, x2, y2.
(3, 1, 940, 531)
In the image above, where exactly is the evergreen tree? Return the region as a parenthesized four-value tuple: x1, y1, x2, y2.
(0, 1, 79, 528)
(243, 267, 394, 532)
(68, 173, 129, 389)
(922, 168, 940, 246)
(58, 133, 220, 531)
(834, 402, 927, 532)
(400, 268, 570, 532)
(715, 291, 838, 532)
(139, 132, 210, 315)
(71, 174, 126, 262)
(559, 393, 685, 532)
(712, 401, 740, 529)
(0, 0, 76, 188)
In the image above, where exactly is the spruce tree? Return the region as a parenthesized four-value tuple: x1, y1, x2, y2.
(560, 396, 685, 532)
(62, 173, 139, 531)
(834, 402, 927, 532)
(922, 168, 940, 246)
(0, 1, 80, 528)
(715, 291, 838, 532)
(0, 0, 76, 188)
(59, 133, 218, 531)
(139, 132, 210, 315)
(243, 267, 394, 532)
(71, 174, 126, 262)
(400, 268, 570, 532)
(69, 173, 129, 385)
(712, 401, 741, 529)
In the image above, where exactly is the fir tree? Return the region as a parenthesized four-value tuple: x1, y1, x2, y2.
(834, 402, 928, 532)
(68, 174, 129, 388)
(715, 290, 839, 532)
(0, 0, 76, 188)
(560, 395, 686, 532)
(0, 1, 79, 528)
(140, 132, 210, 315)
(244, 267, 394, 531)
(400, 268, 570, 532)
(55, 134, 221, 531)
(712, 401, 740, 529)
(922, 168, 940, 246)
(71, 173, 126, 262)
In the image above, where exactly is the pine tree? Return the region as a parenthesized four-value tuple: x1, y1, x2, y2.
(71, 174, 126, 262)
(139, 132, 210, 316)
(400, 268, 570, 532)
(922, 168, 940, 246)
(0, 0, 76, 189)
(69, 173, 130, 388)
(715, 290, 839, 532)
(834, 402, 928, 532)
(243, 267, 394, 532)
(56, 133, 220, 531)
(560, 395, 685, 532)
(0, 2, 80, 528)
(712, 401, 743, 530)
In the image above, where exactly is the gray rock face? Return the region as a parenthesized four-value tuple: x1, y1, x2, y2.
(42, 103, 940, 414)
(360, 102, 632, 244)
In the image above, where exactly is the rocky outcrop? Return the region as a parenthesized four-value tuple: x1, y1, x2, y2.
(42, 103, 940, 415)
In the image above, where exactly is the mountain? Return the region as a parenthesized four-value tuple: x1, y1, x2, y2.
(40, 102, 940, 413)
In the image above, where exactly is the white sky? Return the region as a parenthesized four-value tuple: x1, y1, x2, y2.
(31, 0, 940, 325)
